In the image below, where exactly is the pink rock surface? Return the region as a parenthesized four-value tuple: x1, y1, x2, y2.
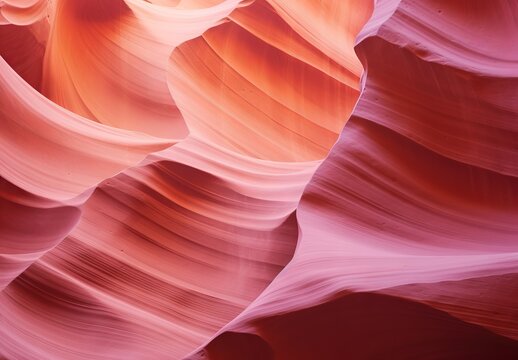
(187, 1, 518, 358)
(0, 0, 50, 26)
(1, 0, 517, 359)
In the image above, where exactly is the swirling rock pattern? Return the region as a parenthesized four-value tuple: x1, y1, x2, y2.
(1, 0, 517, 359)
(168, 0, 371, 161)
(0, 0, 50, 26)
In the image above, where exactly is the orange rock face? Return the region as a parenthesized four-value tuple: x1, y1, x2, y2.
(1, 1, 517, 359)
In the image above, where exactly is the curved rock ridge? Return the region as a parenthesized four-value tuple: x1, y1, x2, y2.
(0, 127, 318, 358)
(149, 136, 319, 203)
(42, 0, 249, 138)
(1, 0, 370, 357)
(0, 18, 48, 90)
(0, 177, 82, 290)
(0, 154, 300, 358)
(0, 56, 174, 290)
(0, 0, 50, 26)
(354, 0, 518, 176)
(0, 57, 174, 201)
(188, 0, 518, 358)
(168, 0, 373, 161)
(2, 0, 517, 359)
(1, 0, 248, 258)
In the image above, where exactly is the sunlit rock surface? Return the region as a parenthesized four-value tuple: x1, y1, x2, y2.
(1, 0, 517, 359)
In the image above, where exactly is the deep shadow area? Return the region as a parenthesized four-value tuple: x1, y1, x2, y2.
(203, 332, 274, 360)
(198, 292, 518, 359)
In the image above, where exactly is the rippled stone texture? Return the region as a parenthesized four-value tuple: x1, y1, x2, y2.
(1, 0, 517, 359)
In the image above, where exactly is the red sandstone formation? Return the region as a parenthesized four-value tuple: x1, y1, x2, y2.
(1, 1, 517, 359)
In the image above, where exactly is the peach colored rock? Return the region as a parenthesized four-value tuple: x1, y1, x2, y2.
(1, 0, 518, 359)
(188, 0, 518, 358)
(0, 0, 50, 26)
